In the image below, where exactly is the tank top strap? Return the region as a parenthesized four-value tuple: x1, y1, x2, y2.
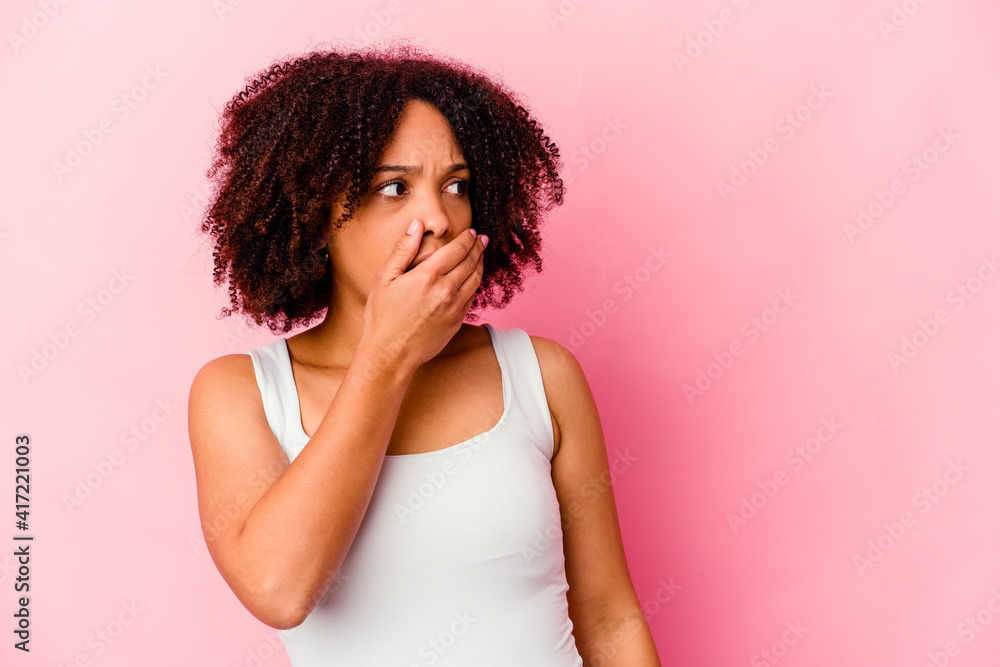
(250, 326, 556, 463)
(247, 339, 303, 460)
(483, 323, 556, 461)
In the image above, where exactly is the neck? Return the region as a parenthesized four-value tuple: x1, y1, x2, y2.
(289, 286, 367, 370)
(287, 289, 475, 371)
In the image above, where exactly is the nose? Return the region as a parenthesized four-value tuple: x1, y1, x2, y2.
(413, 192, 453, 239)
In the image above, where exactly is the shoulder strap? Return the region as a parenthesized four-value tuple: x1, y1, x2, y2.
(488, 325, 556, 461)
(247, 340, 301, 460)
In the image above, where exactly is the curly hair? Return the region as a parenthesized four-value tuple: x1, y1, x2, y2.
(198, 39, 565, 335)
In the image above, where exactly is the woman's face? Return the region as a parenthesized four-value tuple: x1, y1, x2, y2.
(326, 99, 473, 304)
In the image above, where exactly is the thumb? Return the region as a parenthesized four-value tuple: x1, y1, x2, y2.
(382, 218, 423, 279)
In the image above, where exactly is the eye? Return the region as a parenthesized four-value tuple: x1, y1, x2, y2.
(445, 179, 469, 196)
(374, 179, 407, 199)
(372, 178, 470, 201)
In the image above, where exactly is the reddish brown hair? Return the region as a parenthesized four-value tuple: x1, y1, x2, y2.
(199, 40, 564, 334)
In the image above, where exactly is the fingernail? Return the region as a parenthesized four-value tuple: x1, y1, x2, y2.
(407, 219, 419, 235)
(480, 235, 489, 248)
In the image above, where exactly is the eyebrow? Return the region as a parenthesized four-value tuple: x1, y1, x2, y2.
(372, 162, 470, 176)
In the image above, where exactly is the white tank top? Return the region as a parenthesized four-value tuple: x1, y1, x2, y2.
(248, 323, 584, 666)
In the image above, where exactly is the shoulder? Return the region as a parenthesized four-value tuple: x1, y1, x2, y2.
(524, 333, 591, 459)
(188, 352, 278, 468)
(191, 353, 256, 389)
(525, 333, 581, 378)
(189, 353, 260, 417)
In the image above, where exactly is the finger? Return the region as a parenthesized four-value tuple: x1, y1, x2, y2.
(454, 251, 484, 306)
(424, 228, 479, 275)
(459, 290, 477, 319)
(380, 218, 423, 280)
(446, 233, 486, 286)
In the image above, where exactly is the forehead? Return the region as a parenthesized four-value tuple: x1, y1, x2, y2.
(378, 99, 464, 162)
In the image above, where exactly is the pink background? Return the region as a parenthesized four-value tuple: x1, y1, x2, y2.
(4, 0, 1000, 665)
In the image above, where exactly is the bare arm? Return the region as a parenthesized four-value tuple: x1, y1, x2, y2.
(189, 221, 486, 630)
(533, 335, 661, 665)
(189, 342, 415, 629)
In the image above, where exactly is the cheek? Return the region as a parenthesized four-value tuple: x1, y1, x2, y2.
(355, 234, 399, 277)
(374, 232, 400, 267)
(335, 215, 404, 277)
(458, 200, 473, 224)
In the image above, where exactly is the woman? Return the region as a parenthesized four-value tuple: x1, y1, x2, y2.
(188, 41, 660, 666)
